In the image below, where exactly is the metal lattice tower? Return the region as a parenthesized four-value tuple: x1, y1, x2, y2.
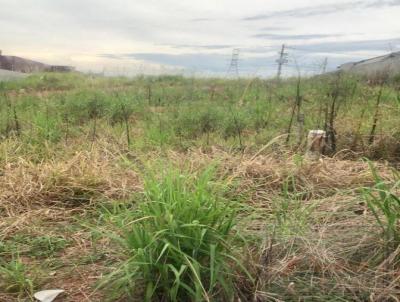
(321, 57, 328, 74)
(227, 48, 240, 78)
(276, 44, 288, 80)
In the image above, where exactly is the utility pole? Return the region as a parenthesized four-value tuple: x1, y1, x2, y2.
(276, 44, 288, 80)
(321, 57, 328, 74)
(227, 48, 240, 78)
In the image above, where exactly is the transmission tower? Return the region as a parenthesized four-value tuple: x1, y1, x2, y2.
(321, 57, 328, 74)
(276, 44, 288, 80)
(227, 48, 240, 78)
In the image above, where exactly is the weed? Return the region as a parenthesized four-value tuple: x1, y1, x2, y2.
(99, 167, 252, 301)
(27, 236, 68, 258)
(272, 176, 314, 235)
(1, 72, 400, 301)
(0, 257, 36, 297)
(3, 235, 68, 258)
(363, 162, 400, 250)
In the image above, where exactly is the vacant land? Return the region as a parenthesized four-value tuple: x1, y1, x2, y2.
(0, 73, 399, 301)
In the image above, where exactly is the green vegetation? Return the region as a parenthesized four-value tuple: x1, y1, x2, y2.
(364, 162, 400, 250)
(0, 72, 399, 159)
(99, 167, 250, 301)
(0, 257, 37, 297)
(0, 72, 399, 301)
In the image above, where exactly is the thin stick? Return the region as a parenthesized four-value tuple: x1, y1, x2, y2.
(368, 85, 384, 145)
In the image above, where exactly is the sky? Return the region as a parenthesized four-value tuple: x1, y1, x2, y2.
(1, 0, 400, 77)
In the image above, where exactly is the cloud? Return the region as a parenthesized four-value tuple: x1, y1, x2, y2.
(1, 0, 399, 75)
(365, 0, 400, 8)
(123, 53, 230, 72)
(103, 52, 278, 75)
(259, 26, 291, 31)
(289, 38, 400, 53)
(170, 44, 234, 50)
(243, 0, 400, 20)
(97, 54, 125, 60)
(191, 18, 215, 22)
(122, 51, 343, 77)
(252, 33, 341, 40)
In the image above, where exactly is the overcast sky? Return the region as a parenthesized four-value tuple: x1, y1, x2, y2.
(1, 0, 400, 76)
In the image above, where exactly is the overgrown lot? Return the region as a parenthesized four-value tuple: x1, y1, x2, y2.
(0, 73, 399, 301)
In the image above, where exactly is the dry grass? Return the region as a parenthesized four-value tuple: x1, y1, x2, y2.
(163, 147, 400, 301)
(253, 212, 400, 301)
(165, 145, 392, 196)
(0, 139, 399, 301)
(0, 147, 140, 216)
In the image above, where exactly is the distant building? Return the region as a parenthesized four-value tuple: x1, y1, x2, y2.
(48, 65, 75, 72)
(337, 51, 400, 77)
(0, 50, 74, 73)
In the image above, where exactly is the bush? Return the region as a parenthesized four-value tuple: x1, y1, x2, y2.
(108, 98, 135, 126)
(173, 106, 221, 140)
(100, 167, 251, 301)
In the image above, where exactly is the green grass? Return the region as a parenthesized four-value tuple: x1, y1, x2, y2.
(363, 162, 400, 249)
(1, 235, 68, 258)
(1, 72, 400, 301)
(98, 166, 252, 301)
(1, 72, 399, 159)
(271, 176, 315, 236)
(0, 257, 37, 297)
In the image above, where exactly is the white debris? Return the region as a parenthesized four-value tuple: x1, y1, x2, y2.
(34, 289, 65, 302)
(306, 129, 326, 160)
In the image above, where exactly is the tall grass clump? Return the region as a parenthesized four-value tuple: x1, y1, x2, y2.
(271, 175, 314, 235)
(363, 162, 400, 251)
(100, 167, 251, 301)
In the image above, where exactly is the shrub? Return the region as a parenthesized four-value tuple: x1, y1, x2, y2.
(108, 97, 135, 126)
(173, 106, 221, 141)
